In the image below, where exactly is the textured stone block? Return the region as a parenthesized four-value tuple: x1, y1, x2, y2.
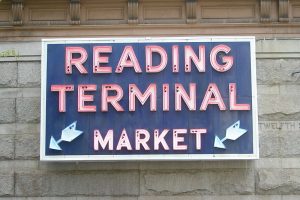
(15, 134, 39, 159)
(258, 94, 300, 116)
(282, 196, 300, 200)
(141, 169, 254, 195)
(0, 134, 14, 160)
(0, 197, 137, 200)
(17, 61, 41, 87)
(258, 121, 300, 132)
(0, 123, 40, 135)
(281, 132, 300, 157)
(0, 99, 16, 123)
(16, 98, 40, 123)
(257, 85, 279, 95)
(0, 42, 41, 56)
(0, 160, 39, 174)
(139, 161, 253, 170)
(0, 62, 17, 87)
(77, 198, 137, 200)
(15, 171, 139, 196)
(259, 133, 281, 158)
(0, 173, 14, 196)
(256, 39, 300, 59)
(16, 123, 40, 135)
(259, 131, 300, 158)
(257, 169, 300, 194)
(139, 195, 282, 200)
(257, 59, 300, 84)
(0, 124, 15, 135)
(0, 88, 40, 99)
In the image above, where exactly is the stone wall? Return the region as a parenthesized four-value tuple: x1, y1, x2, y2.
(0, 38, 299, 199)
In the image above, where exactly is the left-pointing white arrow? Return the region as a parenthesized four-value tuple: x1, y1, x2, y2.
(60, 121, 83, 142)
(214, 120, 247, 149)
(49, 136, 62, 150)
(49, 121, 83, 151)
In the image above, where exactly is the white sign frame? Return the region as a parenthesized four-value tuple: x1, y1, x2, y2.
(40, 36, 259, 161)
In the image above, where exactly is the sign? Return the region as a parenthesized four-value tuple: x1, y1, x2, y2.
(40, 37, 259, 161)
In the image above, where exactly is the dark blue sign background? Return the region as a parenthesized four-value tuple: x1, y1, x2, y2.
(45, 41, 253, 156)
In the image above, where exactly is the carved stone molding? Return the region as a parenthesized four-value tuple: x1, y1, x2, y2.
(70, 0, 80, 25)
(11, 0, 23, 25)
(279, 0, 289, 22)
(260, 0, 271, 22)
(186, 0, 197, 24)
(128, 0, 138, 24)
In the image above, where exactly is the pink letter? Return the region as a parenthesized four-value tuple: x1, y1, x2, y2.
(146, 45, 168, 73)
(229, 83, 250, 110)
(200, 83, 226, 111)
(129, 84, 157, 111)
(116, 46, 142, 73)
(135, 129, 150, 150)
(210, 44, 233, 72)
(173, 129, 187, 150)
(163, 84, 170, 111)
(65, 47, 88, 74)
(78, 84, 97, 112)
(172, 45, 179, 73)
(185, 45, 205, 72)
(51, 85, 74, 112)
(101, 84, 124, 112)
(93, 46, 112, 73)
(116, 129, 132, 150)
(154, 129, 169, 150)
(94, 129, 114, 150)
(190, 129, 207, 150)
(175, 83, 196, 111)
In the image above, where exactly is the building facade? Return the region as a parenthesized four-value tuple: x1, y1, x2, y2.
(0, 0, 300, 199)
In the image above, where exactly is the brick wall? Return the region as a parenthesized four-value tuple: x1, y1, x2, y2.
(0, 39, 299, 199)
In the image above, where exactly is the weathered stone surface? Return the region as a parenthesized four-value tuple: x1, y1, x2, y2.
(0, 42, 41, 57)
(282, 196, 300, 200)
(281, 132, 300, 157)
(258, 121, 300, 132)
(15, 171, 139, 196)
(259, 130, 300, 158)
(0, 88, 40, 99)
(16, 98, 40, 123)
(258, 94, 300, 116)
(0, 173, 14, 196)
(0, 134, 14, 160)
(0, 197, 137, 200)
(15, 134, 39, 159)
(141, 169, 254, 195)
(0, 99, 16, 123)
(0, 62, 17, 87)
(256, 169, 300, 194)
(259, 133, 281, 158)
(139, 195, 282, 200)
(0, 198, 77, 200)
(256, 39, 300, 56)
(255, 158, 300, 169)
(0, 123, 40, 135)
(77, 197, 137, 200)
(139, 161, 253, 170)
(257, 59, 300, 84)
(17, 61, 41, 87)
(251, 84, 300, 118)
(0, 160, 39, 174)
(16, 123, 40, 135)
(257, 85, 279, 95)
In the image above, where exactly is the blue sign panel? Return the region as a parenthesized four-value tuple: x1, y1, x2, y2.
(40, 37, 258, 161)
